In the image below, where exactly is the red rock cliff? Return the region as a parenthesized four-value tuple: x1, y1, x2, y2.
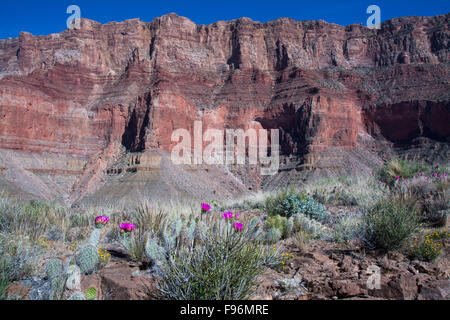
(0, 13, 449, 201)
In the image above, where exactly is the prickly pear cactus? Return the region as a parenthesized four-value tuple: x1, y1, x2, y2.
(193, 221, 207, 244)
(85, 287, 97, 300)
(292, 214, 329, 239)
(186, 221, 196, 243)
(160, 219, 183, 249)
(65, 265, 81, 291)
(76, 244, 99, 274)
(144, 236, 165, 267)
(46, 258, 63, 279)
(87, 228, 102, 247)
(265, 227, 282, 243)
(248, 217, 263, 240)
(283, 219, 294, 238)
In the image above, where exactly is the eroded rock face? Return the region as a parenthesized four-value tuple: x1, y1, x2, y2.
(0, 13, 449, 202)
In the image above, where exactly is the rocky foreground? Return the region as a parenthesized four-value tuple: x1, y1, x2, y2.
(4, 213, 449, 301)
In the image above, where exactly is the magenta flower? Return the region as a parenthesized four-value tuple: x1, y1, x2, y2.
(433, 173, 438, 177)
(95, 216, 109, 228)
(201, 203, 211, 213)
(417, 171, 424, 176)
(222, 211, 233, 220)
(395, 176, 400, 180)
(233, 222, 243, 232)
(234, 213, 240, 220)
(119, 223, 135, 233)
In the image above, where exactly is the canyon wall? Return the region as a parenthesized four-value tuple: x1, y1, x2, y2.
(0, 13, 448, 203)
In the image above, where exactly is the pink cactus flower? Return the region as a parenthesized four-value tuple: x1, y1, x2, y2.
(119, 223, 135, 233)
(95, 216, 109, 228)
(233, 222, 243, 231)
(222, 211, 233, 220)
(201, 203, 211, 212)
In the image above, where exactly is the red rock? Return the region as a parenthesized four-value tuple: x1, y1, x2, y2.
(0, 13, 448, 201)
(331, 279, 364, 298)
(417, 280, 450, 300)
(371, 273, 419, 300)
(99, 261, 159, 300)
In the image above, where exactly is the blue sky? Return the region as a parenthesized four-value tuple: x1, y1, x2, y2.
(0, 0, 449, 38)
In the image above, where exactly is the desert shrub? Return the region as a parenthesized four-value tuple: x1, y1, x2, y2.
(293, 231, 310, 253)
(218, 192, 267, 212)
(121, 227, 149, 264)
(156, 221, 281, 300)
(332, 214, 364, 244)
(377, 158, 429, 186)
(421, 196, 448, 227)
(292, 214, 329, 239)
(0, 198, 68, 241)
(264, 215, 286, 231)
(0, 236, 37, 299)
(395, 175, 449, 227)
(263, 215, 294, 239)
(304, 175, 389, 209)
(0, 258, 13, 299)
(265, 188, 329, 221)
(363, 198, 421, 251)
(134, 204, 169, 236)
(408, 231, 448, 262)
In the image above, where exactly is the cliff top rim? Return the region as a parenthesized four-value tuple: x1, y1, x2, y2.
(6, 11, 449, 40)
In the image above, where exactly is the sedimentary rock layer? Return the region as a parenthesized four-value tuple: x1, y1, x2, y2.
(0, 13, 448, 202)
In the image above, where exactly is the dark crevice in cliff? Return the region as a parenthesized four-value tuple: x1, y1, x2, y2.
(275, 40, 289, 71)
(255, 102, 308, 156)
(121, 93, 152, 152)
(363, 100, 450, 147)
(227, 27, 241, 70)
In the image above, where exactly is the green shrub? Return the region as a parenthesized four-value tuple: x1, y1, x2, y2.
(293, 231, 310, 252)
(0, 258, 12, 299)
(265, 188, 329, 220)
(157, 221, 281, 300)
(408, 231, 448, 262)
(377, 158, 429, 186)
(121, 227, 149, 264)
(263, 215, 295, 239)
(264, 215, 287, 231)
(421, 196, 448, 227)
(363, 198, 421, 251)
(293, 214, 329, 239)
(332, 214, 364, 244)
(0, 237, 36, 299)
(265, 227, 282, 243)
